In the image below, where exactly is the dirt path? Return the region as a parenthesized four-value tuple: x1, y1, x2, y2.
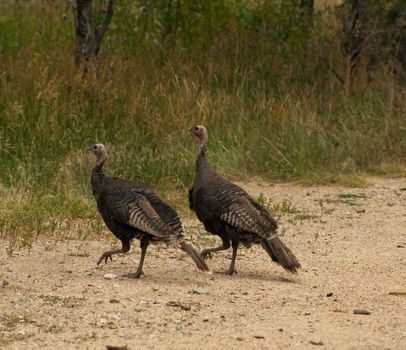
(1, 177, 405, 350)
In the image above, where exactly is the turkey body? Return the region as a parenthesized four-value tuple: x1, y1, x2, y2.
(93, 176, 184, 246)
(90, 144, 208, 278)
(189, 126, 300, 275)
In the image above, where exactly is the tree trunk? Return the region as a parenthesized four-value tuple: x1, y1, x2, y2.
(300, 0, 314, 20)
(341, 0, 367, 91)
(394, 3, 406, 83)
(397, 28, 406, 82)
(74, 0, 115, 74)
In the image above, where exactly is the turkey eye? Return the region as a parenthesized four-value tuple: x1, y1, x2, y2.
(93, 145, 97, 150)
(194, 126, 199, 131)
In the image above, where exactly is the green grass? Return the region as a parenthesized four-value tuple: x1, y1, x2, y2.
(0, 1, 405, 250)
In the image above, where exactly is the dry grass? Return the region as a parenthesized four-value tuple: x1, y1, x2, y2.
(0, 1, 405, 249)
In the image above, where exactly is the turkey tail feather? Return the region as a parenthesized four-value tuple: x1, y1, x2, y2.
(179, 241, 209, 272)
(261, 237, 301, 273)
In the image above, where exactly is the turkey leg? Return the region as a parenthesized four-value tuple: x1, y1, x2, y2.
(123, 237, 149, 278)
(226, 239, 239, 275)
(200, 237, 230, 259)
(97, 238, 130, 265)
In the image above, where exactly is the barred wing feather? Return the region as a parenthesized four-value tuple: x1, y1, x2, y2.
(106, 187, 185, 239)
(207, 182, 278, 238)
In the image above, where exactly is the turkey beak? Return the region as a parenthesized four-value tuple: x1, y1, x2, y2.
(188, 127, 193, 132)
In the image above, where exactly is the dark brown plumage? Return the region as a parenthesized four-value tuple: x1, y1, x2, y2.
(89, 143, 209, 278)
(188, 126, 301, 275)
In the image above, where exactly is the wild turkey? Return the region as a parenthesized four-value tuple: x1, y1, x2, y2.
(188, 125, 301, 275)
(89, 143, 209, 278)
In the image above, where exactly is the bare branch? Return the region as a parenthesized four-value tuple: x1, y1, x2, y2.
(322, 59, 345, 85)
(96, 0, 115, 46)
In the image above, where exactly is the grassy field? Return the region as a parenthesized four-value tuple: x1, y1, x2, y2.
(0, 1, 405, 250)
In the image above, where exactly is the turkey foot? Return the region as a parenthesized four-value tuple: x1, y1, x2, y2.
(226, 267, 237, 275)
(97, 240, 130, 265)
(122, 271, 145, 279)
(200, 240, 231, 260)
(122, 238, 149, 279)
(97, 251, 114, 265)
(200, 250, 214, 260)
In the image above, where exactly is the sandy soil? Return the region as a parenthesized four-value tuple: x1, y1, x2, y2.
(1, 177, 405, 350)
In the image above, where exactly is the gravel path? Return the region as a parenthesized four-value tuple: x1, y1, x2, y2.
(1, 177, 405, 349)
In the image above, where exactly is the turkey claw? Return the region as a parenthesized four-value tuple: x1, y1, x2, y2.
(200, 251, 213, 260)
(97, 253, 113, 265)
(122, 271, 145, 279)
(226, 268, 237, 276)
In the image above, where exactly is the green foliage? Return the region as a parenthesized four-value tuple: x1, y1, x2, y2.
(0, 1, 405, 249)
(256, 194, 299, 220)
(0, 189, 101, 254)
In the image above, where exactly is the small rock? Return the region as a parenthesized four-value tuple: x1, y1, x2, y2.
(108, 322, 119, 329)
(326, 292, 333, 297)
(166, 301, 192, 311)
(309, 340, 324, 346)
(191, 288, 209, 295)
(88, 331, 97, 339)
(111, 313, 121, 321)
(104, 273, 118, 280)
(353, 308, 371, 315)
(0, 280, 9, 288)
(388, 291, 406, 296)
(397, 245, 404, 248)
(110, 298, 120, 304)
(253, 335, 265, 339)
(278, 328, 283, 332)
(332, 309, 347, 313)
(355, 207, 366, 213)
(180, 302, 191, 311)
(236, 337, 244, 341)
(99, 317, 108, 327)
(106, 345, 127, 350)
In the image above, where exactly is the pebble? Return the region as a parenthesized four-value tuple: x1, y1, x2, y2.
(353, 308, 371, 315)
(110, 298, 120, 304)
(191, 288, 209, 295)
(309, 340, 324, 346)
(0, 280, 9, 288)
(99, 317, 108, 326)
(111, 313, 121, 321)
(88, 331, 97, 339)
(166, 301, 192, 311)
(326, 292, 333, 297)
(105, 345, 127, 350)
(104, 273, 118, 280)
(388, 292, 406, 296)
(355, 207, 366, 213)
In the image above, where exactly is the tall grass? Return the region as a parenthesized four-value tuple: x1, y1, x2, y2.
(0, 1, 405, 249)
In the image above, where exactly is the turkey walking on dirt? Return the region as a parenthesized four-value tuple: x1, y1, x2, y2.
(188, 126, 301, 275)
(89, 143, 209, 278)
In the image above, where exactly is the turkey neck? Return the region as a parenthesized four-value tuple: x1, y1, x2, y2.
(195, 148, 214, 184)
(91, 153, 106, 195)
